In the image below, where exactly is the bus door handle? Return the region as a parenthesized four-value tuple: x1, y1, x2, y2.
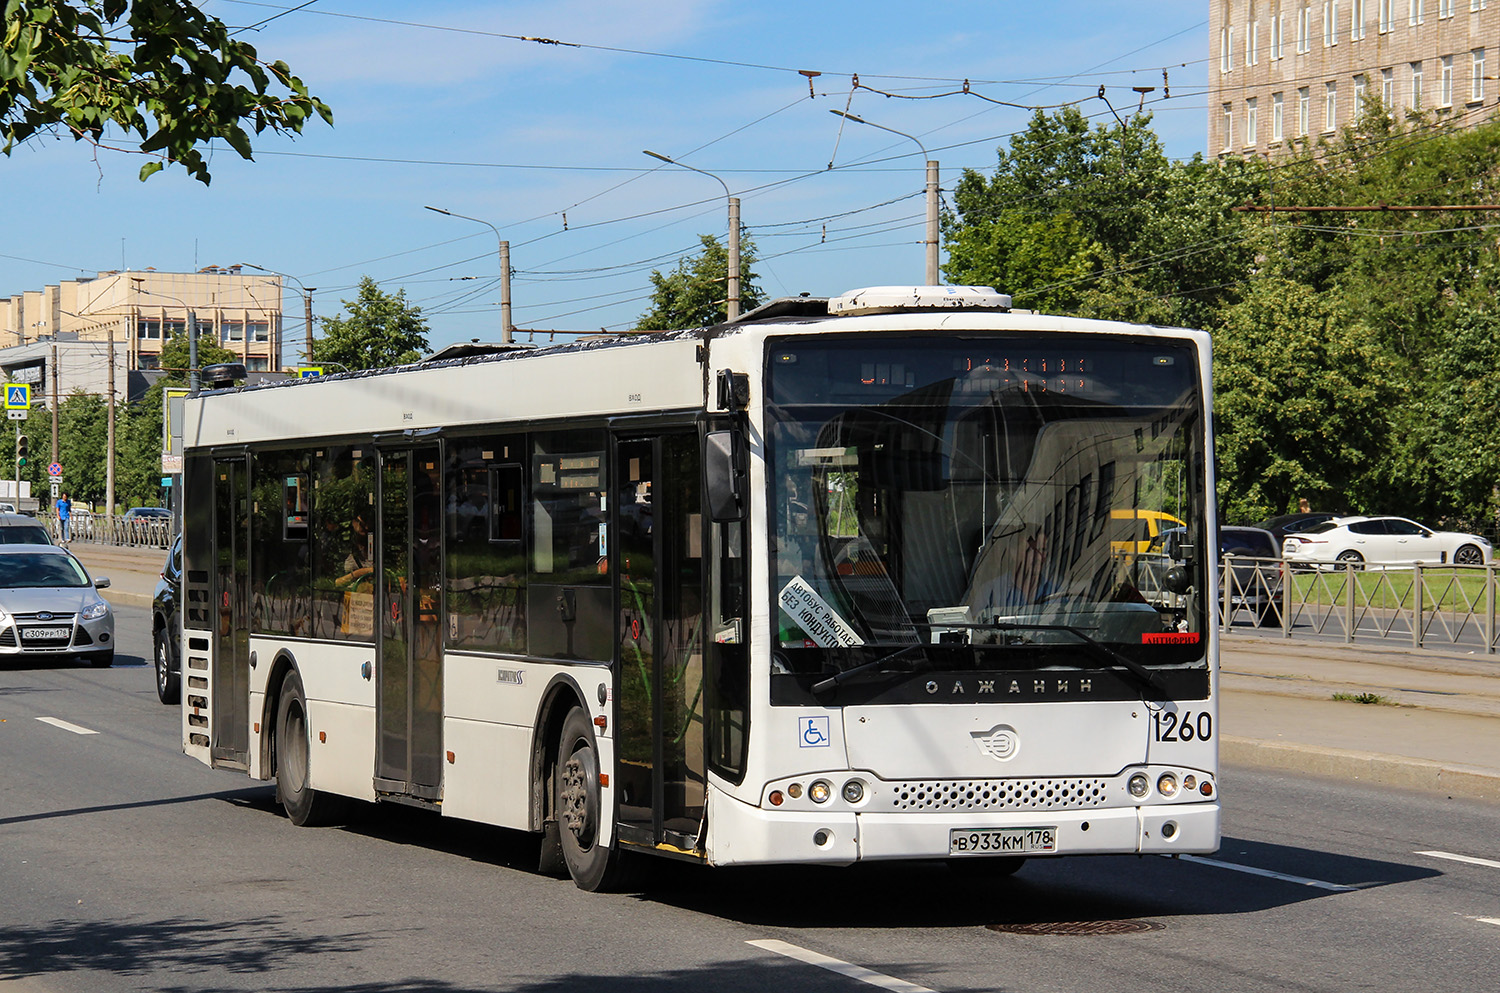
(556, 588, 577, 622)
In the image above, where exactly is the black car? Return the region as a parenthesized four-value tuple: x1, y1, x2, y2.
(152, 534, 181, 704)
(1253, 512, 1340, 546)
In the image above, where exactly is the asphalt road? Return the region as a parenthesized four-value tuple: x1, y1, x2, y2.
(2, 606, 1498, 992)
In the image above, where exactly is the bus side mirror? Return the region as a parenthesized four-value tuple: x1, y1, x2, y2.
(704, 430, 746, 522)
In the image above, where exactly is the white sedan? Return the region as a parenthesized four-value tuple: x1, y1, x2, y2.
(1281, 516, 1492, 569)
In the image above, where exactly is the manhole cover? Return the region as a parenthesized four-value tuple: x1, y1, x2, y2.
(987, 920, 1164, 936)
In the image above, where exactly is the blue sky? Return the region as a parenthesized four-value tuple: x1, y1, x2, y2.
(2, 1, 1210, 357)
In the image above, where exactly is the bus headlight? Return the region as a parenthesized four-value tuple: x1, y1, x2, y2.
(1128, 773, 1150, 798)
(1156, 773, 1179, 798)
(808, 780, 832, 804)
(841, 779, 865, 803)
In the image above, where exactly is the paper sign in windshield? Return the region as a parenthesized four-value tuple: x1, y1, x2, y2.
(778, 575, 864, 648)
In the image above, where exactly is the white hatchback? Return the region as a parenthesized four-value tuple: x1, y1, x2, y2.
(1281, 516, 1492, 569)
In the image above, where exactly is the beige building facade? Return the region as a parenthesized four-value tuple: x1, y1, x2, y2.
(1209, 1, 1500, 155)
(0, 267, 284, 372)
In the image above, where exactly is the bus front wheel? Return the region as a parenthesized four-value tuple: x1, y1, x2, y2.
(275, 670, 349, 827)
(555, 706, 635, 891)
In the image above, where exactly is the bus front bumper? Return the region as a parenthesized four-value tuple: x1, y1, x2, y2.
(705, 791, 1220, 866)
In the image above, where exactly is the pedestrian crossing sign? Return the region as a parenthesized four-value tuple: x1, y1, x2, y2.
(4, 383, 30, 410)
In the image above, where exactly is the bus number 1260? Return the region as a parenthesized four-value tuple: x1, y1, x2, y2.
(1154, 710, 1212, 742)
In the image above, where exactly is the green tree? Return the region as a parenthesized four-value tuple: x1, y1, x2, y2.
(634, 233, 763, 330)
(2, 0, 332, 183)
(944, 107, 1265, 327)
(158, 326, 237, 379)
(56, 389, 108, 505)
(312, 276, 430, 370)
(1213, 278, 1392, 523)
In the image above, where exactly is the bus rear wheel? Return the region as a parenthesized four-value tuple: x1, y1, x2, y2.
(275, 670, 349, 827)
(555, 706, 635, 891)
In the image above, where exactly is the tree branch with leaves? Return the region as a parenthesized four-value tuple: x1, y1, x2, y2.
(1, 0, 332, 183)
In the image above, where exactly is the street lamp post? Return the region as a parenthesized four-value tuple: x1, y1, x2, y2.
(424, 206, 513, 342)
(642, 150, 742, 321)
(240, 264, 316, 367)
(830, 110, 941, 286)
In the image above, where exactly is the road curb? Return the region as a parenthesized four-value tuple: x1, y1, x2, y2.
(1221, 735, 1500, 800)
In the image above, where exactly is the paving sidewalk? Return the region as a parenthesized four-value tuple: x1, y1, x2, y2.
(61, 541, 1500, 801)
(1220, 634, 1500, 799)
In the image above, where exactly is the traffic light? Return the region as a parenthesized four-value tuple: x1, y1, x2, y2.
(15, 434, 26, 467)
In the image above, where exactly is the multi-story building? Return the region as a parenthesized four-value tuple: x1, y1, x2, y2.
(1209, 1, 1500, 155)
(0, 267, 285, 372)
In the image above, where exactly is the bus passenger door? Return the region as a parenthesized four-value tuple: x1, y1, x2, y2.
(374, 445, 444, 800)
(211, 456, 251, 770)
(615, 433, 707, 854)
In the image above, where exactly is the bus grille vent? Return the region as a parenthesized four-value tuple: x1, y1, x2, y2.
(888, 778, 1110, 812)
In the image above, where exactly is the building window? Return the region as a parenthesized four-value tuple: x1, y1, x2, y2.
(136, 318, 161, 340)
(1272, 92, 1285, 139)
(1222, 103, 1234, 149)
(1473, 49, 1485, 101)
(1379, 0, 1394, 30)
(1409, 62, 1423, 108)
(1441, 55, 1453, 106)
(1222, 25, 1234, 71)
(246, 357, 269, 372)
(1470, 0, 1485, 11)
(1298, 86, 1311, 133)
(1354, 73, 1368, 115)
(1440, 0, 1453, 16)
(1249, 6, 1260, 64)
(1325, 81, 1338, 129)
(164, 318, 186, 339)
(1246, 97, 1259, 145)
(221, 321, 244, 343)
(1352, 0, 1367, 39)
(1325, 0, 1339, 43)
(1273, 10, 1284, 59)
(1382, 67, 1395, 105)
(138, 355, 160, 370)
(1410, 0, 1424, 24)
(249, 320, 271, 343)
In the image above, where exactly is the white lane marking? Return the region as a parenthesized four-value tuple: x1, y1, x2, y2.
(1417, 851, 1500, 870)
(747, 939, 939, 993)
(1479, 918, 1500, 927)
(35, 716, 99, 736)
(1171, 853, 1357, 891)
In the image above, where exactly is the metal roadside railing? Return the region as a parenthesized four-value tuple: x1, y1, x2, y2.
(41, 513, 173, 549)
(1219, 553, 1500, 653)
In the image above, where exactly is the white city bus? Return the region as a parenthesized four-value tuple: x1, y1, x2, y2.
(179, 285, 1220, 890)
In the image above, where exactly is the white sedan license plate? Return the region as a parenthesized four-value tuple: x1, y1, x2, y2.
(949, 826, 1057, 856)
(21, 626, 71, 640)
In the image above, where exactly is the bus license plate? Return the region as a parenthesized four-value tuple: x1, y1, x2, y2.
(949, 826, 1056, 856)
(22, 626, 71, 640)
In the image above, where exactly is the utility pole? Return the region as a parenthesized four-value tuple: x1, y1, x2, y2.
(304, 289, 316, 364)
(727, 197, 741, 321)
(499, 241, 513, 340)
(924, 160, 939, 286)
(49, 341, 59, 464)
(106, 328, 116, 517)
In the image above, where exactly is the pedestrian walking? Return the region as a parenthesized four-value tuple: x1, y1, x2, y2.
(56, 492, 71, 543)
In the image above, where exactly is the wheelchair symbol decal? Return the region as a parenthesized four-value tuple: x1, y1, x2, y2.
(799, 716, 830, 748)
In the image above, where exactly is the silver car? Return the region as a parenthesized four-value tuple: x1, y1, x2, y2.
(0, 546, 114, 667)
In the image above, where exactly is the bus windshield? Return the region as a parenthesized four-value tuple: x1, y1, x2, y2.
(766, 333, 1208, 682)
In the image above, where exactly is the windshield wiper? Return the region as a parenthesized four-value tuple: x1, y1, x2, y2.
(811, 644, 927, 694)
(966, 621, 1165, 693)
